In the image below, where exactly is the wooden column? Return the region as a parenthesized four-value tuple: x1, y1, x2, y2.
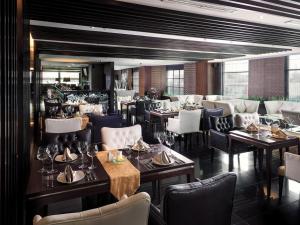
(139, 66, 151, 96)
(0, 0, 30, 225)
(196, 61, 209, 95)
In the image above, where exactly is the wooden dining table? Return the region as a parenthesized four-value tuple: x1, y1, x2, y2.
(26, 144, 194, 220)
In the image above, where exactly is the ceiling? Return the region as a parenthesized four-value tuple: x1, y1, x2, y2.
(29, 0, 300, 69)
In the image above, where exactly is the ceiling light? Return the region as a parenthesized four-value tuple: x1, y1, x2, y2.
(285, 20, 300, 26)
(90, 26, 95, 29)
(166, 0, 237, 13)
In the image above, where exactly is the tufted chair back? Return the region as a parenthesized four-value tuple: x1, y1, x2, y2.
(234, 113, 259, 128)
(44, 101, 62, 118)
(45, 117, 82, 133)
(202, 108, 224, 131)
(210, 115, 234, 134)
(101, 125, 142, 151)
(163, 172, 237, 225)
(43, 128, 91, 154)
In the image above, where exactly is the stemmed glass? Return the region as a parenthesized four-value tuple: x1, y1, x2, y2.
(87, 144, 99, 169)
(156, 132, 166, 146)
(77, 141, 88, 169)
(165, 133, 175, 155)
(46, 144, 59, 174)
(265, 117, 273, 128)
(37, 146, 49, 173)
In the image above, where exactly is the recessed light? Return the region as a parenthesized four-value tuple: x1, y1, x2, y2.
(259, 15, 264, 19)
(90, 26, 95, 29)
(285, 20, 300, 26)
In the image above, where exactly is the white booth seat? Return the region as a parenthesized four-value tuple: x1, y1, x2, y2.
(167, 109, 202, 135)
(175, 95, 204, 106)
(204, 95, 235, 101)
(202, 99, 260, 128)
(45, 117, 82, 133)
(79, 104, 103, 115)
(101, 125, 142, 151)
(264, 101, 300, 118)
(235, 113, 260, 128)
(33, 192, 151, 225)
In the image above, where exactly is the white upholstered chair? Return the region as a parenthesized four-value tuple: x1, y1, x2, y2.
(101, 124, 142, 151)
(33, 192, 151, 225)
(278, 152, 300, 200)
(45, 117, 82, 133)
(167, 110, 202, 135)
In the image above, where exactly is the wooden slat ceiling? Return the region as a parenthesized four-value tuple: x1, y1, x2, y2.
(29, 0, 299, 61)
(35, 42, 243, 60)
(199, 0, 300, 20)
(31, 26, 289, 56)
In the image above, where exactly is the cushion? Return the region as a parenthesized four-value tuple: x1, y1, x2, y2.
(235, 101, 246, 113)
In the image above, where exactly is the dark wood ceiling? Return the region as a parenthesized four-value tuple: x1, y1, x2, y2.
(29, 0, 298, 61)
(199, 0, 300, 20)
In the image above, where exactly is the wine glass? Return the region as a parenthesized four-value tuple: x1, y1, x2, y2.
(265, 117, 273, 128)
(165, 133, 175, 155)
(77, 141, 88, 169)
(87, 144, 98, 170)
(156, 132, 166, 146)
(37, 146, 49, 173)
(46, 144, 59, 174)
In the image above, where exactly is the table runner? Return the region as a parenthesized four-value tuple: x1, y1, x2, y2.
(96, 150, 140, 200)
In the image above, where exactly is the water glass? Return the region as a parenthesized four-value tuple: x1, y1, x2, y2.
(46, 144, 59, 174)
(37, 146, 49, 173)
(87, 144, 98, 169)
(77, 141, 88, 169)
(165, 133, 175, 154)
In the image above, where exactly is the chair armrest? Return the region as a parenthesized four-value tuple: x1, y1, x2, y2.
(148, 204, 166, 225)
(285, 152, 300, 182)
(209, 129, 228, 151)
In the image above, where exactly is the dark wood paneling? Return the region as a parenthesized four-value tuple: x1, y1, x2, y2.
(29, 0, 300, 47)
(30, 26, 290, 55)
(196, 61, 209, 95)
(249, 57, 285, 98)
(139, 66, 151, 96)
(151, 66, 167, 95)
(184, 63, 197, 94)
(0, 0, 30, 225)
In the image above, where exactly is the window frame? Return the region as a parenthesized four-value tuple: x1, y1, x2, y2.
(287, 55, 300, 100)
(166, 65, 184, 96)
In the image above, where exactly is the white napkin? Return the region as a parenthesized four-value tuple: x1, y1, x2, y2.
(64, 165, 74, 183)
(62, 147, 73, 161)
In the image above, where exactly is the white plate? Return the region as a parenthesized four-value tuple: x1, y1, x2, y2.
(152, 157, 175, 166)
(55, 153, 78, 163)
(57, 170, 85, 184)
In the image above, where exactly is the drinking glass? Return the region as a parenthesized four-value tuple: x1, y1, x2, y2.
(37, 146, 49, 173)
(87, 144, 98, 169)
(156, 132, 166, 146)
(165, 133, 175, 154)
(77, 141, 88, 169)
(46, 144, 59, 174)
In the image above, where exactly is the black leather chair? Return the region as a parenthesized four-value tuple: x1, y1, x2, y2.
(89, 114, 122, 143)
(209, 115, 258, 170)
(43, 127, 92, 154)
(148, 172, 237, 225)
(201, 108, 224, 144)
(44, 99, 62, 118)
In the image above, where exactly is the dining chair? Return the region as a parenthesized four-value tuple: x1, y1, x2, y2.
(278, 152, 300, 201)
(202, 108, 224, 145)
(148, 172, 237, 225)
(166, 109, 202, 151)
(209, 115, 259, 170)
(45, 117, 82, 133)
(33, 192, 151, 225)
(101, 124, 142, 150)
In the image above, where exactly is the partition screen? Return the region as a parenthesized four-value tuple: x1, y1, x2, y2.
(133, 69, 139, 93)
(223, 60, 249, 98)
(288, 55, 300, 100)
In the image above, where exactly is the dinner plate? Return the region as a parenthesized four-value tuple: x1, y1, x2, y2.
(151, 157, 175, 166)
(57, 170, 85, 184)
(55, 153, 78, 162)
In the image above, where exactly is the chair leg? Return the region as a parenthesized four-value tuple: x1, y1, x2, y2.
(279, 176, 284, 202)
(258, 148, 263, 171)
(210, 148, 215, 162)
(229, 152, 234, 171)
(178, 135, 182, 152)
(202, 131, 206, 145)
(184, 134, 187, 151)
(253, 150, 257, 169)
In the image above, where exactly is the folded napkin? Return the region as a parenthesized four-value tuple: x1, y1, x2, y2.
(273, 129, 288, 139)
(247, 123, 259, 132)
(153, 151, 172, 164)
(64, 165, 74, 183)
(132, 139, 150, 151)
(62, 147, 73, 161)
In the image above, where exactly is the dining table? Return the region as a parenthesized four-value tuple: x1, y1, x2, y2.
(120, 101, 136, 123)
(26, 144, 195, 220)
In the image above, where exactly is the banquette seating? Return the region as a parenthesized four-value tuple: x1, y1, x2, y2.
(45, 117, 83, 133)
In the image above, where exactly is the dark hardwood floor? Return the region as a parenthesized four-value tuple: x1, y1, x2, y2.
(47, 125, 300, 225)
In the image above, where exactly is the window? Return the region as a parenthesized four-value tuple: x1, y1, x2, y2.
(132, 69, 139, 93)
(167, 69, 184, 95)
(41, 72, 59, 84)
(223, 60, 249, 98)
(41, 71, 80, 85)
(288, 55, 300, 100)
